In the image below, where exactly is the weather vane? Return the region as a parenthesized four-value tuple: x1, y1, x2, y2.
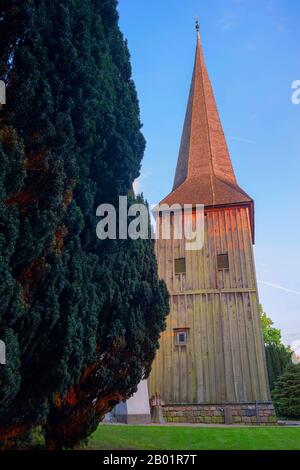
(195, 17, 200, 33)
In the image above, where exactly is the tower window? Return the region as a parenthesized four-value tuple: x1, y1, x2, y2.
(174, 257, 186, 274)
(174, 329, 189, 346)
(217, 253, 229, 270)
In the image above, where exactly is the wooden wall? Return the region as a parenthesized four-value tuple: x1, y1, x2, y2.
(149, 206, 270, 404)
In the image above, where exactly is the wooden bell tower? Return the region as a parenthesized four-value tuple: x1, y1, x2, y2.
(149, 26, 276, 424)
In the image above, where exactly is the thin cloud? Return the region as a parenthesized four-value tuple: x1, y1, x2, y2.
(219, 19, 236, 31)
(217, 12, 237, 31)
(258, 280, 300, 296)
(228, 135, 256, 144)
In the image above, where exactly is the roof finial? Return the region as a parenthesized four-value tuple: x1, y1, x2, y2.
(195, 17, 200, 33)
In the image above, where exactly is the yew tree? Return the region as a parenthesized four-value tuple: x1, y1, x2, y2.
(0, 0, 168, 449)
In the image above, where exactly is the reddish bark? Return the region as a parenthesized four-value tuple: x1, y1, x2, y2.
(54, 225, 68, 255)
(45, 360, 127, 450)
(16, 257, 46, 304)
(0, 424, 32, 450)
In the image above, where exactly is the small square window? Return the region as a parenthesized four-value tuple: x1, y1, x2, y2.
(217, 253, 229, 270)
(175, 258, 186, 274)
(174, 329, 189, 346)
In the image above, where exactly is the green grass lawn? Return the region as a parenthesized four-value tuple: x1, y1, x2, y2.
(88, 425, 300, 450)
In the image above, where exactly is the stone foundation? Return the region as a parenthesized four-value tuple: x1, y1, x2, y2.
(163, 402, 277, 425)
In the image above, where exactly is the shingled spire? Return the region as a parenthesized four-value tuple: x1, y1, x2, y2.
(161, 26, 253, 216)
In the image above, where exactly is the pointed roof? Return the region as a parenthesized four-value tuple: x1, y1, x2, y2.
(161, 31, 253, 213)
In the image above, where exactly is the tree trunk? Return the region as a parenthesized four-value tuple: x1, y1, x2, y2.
(0, 424, 32, 450)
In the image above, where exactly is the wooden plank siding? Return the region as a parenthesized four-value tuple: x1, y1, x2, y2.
(149, 206, 270, 404)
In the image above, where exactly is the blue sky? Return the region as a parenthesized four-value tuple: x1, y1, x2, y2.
(118, 0, 300, 345)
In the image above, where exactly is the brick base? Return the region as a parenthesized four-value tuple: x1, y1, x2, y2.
(163, 402, 277, 425)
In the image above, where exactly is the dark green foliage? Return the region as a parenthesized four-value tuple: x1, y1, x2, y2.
(0, 128, 25, 408)
(272, 364, 300, 418)
(0, 0, 168, 448)
(260, 305, 291, 392)
(265, 344, 291, 391)
(45, 207, 169, 449)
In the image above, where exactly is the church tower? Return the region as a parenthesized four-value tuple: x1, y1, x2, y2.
(149, 26, 276, 424)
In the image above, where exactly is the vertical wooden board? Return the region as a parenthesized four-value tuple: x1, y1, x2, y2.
(170, 295, 180, 403)
(173, 236, 180, 285)
(174, 235, 181, 259)
(240, 292, 259, 400)
(220, 293, 236, 402)
(216, 211, 226, 289)
(199, 294, 209, 402)
(184, 294, 190, 402)
(213, 211, 224, 290)
(185, 295, 191, 402)
(229, 208, 242, 288)
(192, 248, 198, 291)
(172, 295, 180, 403)
(235, 207, 245, 288)
(198, 294, 206, 402)
(232, 293, 246, 401)
(239, 208, 254, 288)
(166, 248, 174, 291)
(229, 292, 245, 401)
(155, 293, 171, 403)
(186, 295, 195, 402)
(192, 240, 199, 291)
(207, 294, 217, 402)
(178, 295, 186, 402)
(236, 208, 249, 289)
(203, 215, 211, 290)
(235, 293, 253, 400)
(224, 209, 237, 288)
(179, 296, 187, 402)
(171, 234, 176, 293)
(198, 220, 206, 290)
(213, 294, 227, 402)
(221, 210, 231, 290)
(211, 212, 219, 288)
(159, 238, 165, 285)
(207, 213, 217, 289)
(185, 245, 192, 291)
(193, 295, 204, 402)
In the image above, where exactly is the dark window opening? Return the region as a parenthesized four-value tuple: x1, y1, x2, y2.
(217, 253, 229, 270)
(175, 257, 186, 274)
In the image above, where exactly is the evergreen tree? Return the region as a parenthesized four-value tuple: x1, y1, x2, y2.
(265, 344, 291, 391)
(45, 202, 169, 449)
(0, 0, 169, 449)
(259, 306, 291, 391)
(272, 364, 300, 418)
(0, 128, 25, 411)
